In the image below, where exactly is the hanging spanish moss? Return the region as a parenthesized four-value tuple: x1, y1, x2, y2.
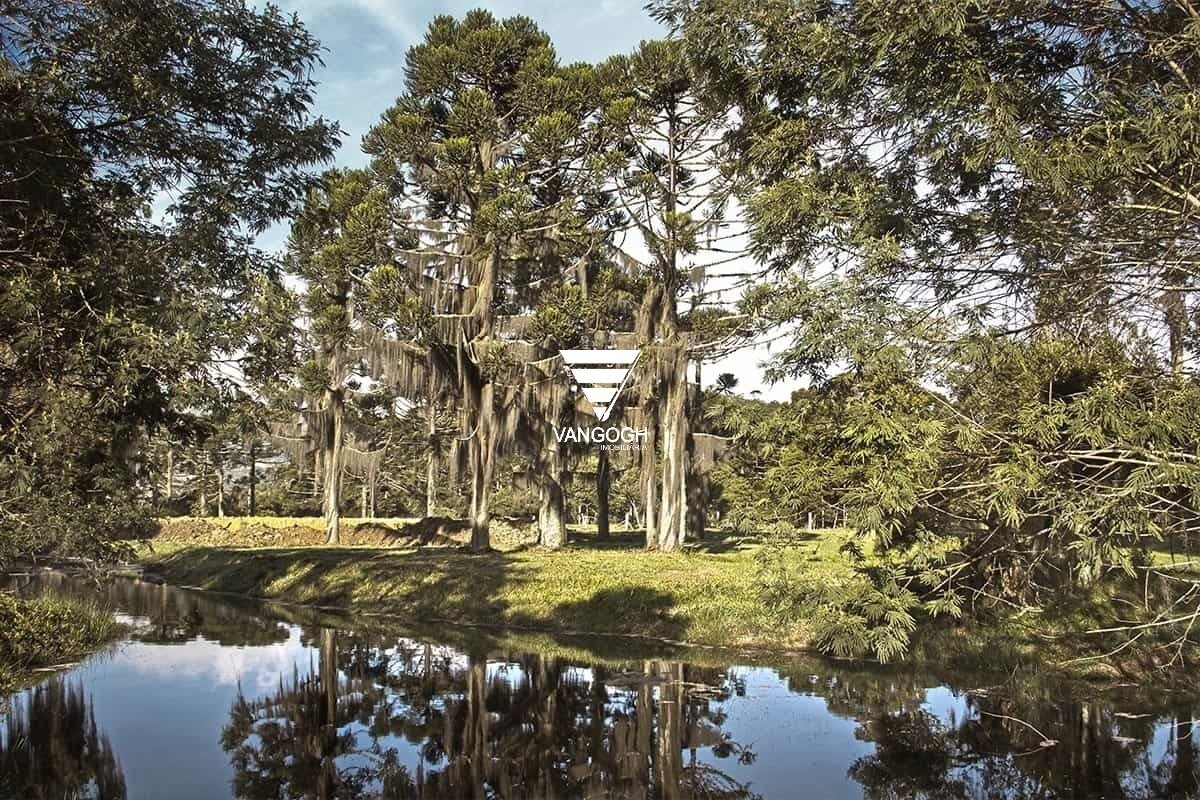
(692, 433, 732, 475)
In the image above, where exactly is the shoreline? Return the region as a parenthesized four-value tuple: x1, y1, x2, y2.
(2, 540, 1193, 700)
(133, 523, 1190, 689)
(138, 542, 814, 654)
(0, 592, 124, 696)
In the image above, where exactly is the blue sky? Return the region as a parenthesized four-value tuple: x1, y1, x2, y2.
(275, 0, 663, 170)
(252, 0, 661, 253)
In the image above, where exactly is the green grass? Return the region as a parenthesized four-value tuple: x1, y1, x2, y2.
(0, 593, 122, 695)
(141, 527, 861, 653)
(139, 519, 1198, 682)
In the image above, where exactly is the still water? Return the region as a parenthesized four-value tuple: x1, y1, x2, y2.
(0, 570, 1197, 799)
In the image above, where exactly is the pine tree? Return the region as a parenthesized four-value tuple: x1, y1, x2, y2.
(363, 12, 615, 549)
(284, 169, 393, 544)
(602, 39, 736, 550)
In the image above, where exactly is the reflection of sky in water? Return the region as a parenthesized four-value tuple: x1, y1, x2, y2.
(703, 668, 875, 799)
(3, 627, 884, 799)
(124, 626, 313, 692)
(4, 631, 1194, 800)
(31, 628, 320, 800)
(2, 573, 1196, 799)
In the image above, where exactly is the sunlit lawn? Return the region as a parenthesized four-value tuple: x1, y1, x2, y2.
(138, 519, 861, 652)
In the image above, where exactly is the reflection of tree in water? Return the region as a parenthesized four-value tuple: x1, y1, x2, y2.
(844, 680, 1199, 800)
(221, 630, 762, 799)
(0, 678, 126, 800)
(768, 659, 1199, 798)
(130, 581, 290, 647)
(429, 656, 759, 799)
(222, 628, 416, 799)
(1, 571, 290, 647)
(1151, 709, 1199, 800)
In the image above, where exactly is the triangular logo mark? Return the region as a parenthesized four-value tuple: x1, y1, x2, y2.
(559, 349, 640, 422)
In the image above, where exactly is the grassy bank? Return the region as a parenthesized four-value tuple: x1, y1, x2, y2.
(0, 593, 122, 695)
(141, 522, 861, 653)
(138, 518, 1197, 683)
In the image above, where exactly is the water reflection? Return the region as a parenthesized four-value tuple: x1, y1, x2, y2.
(220, 631, 761, 799)
(848, 699, 1200, 799)
(1, 570, 290, 648)
(0, 572, 1197, 799)
(0, 678, 126, 799)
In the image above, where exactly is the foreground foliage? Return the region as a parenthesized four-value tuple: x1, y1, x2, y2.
(0, 593, 121, 694)
(0, 0, 336, 561)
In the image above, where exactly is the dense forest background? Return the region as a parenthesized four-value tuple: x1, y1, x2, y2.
(4, 0, 1200, 663)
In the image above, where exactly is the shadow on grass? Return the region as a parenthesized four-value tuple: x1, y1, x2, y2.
(562, 528, 787, 554)
(145, 544, 704, 657)
(541, 586, 688, 642)
(147, 546, 518, 631)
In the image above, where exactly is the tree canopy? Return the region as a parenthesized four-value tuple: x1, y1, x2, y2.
(5, 0, 1200, 669)
(0, 0, 338, 559)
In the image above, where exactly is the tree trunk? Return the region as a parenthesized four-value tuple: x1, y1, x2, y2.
(656, 661, 684, 800)
(426, 399, 437, 518)
(685, 380, 706, 540)
(247, 440, 257, 516)
(642, 417, 659, 549)
(324, 389, 344, 545)
(466, 654, 489, 800)
(635, 661, 653, 791)
(360, 481, 368, 519)
(320, 627, 338, 722)
(216, 462, 225, 518)
(656, 348, 690, 551)
(538, 476, 566, 549)
(596, 449, 611, 539)
(470, 382, 495, 551)
(536, 418, 567, 548)
(165, 446, 174, 501)
(686, 466, 707, 540)
(198, 457, 208, 517)
(318, 627, 338, 800)
(469, 433, 479, 523)
(466, 231, 500, 551)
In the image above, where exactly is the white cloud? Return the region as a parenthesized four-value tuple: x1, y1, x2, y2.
(271, 0, 421, 44)
(351, 0, 422, 42)
(599, 0, 632, 18)
(124, 628, 317, 694)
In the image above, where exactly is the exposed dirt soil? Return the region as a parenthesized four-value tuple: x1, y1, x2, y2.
(150, 516, 538, 550)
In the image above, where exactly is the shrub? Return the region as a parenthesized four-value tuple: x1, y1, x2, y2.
(0, 593, 120, 672)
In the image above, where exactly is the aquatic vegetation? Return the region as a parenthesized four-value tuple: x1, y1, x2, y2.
(0, 593, 121, 694)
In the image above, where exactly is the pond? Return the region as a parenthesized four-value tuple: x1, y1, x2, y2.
(0, 570, 1197, 799)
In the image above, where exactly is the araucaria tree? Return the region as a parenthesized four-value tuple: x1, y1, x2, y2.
(284, 169, 393, 544)
(0, 0, 336, 560)
(603, 40, 738, 550)
(363, 12, 612, 550)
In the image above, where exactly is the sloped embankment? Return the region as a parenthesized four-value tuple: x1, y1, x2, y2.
(150, 516, 538, 550)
